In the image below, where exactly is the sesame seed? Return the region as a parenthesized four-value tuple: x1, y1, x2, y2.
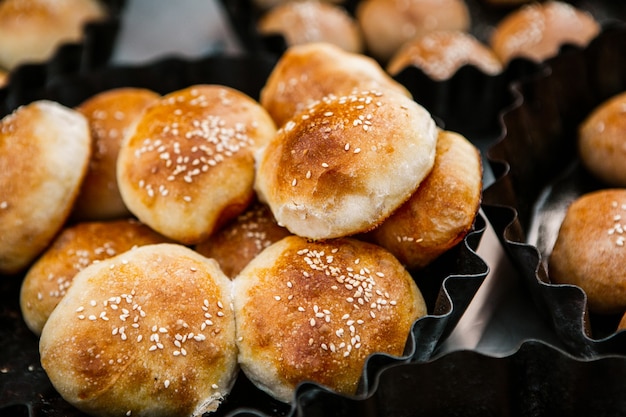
(164, 380, 170, 388)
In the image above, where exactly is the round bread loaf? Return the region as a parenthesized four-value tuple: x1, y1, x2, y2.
(233, 235, 427, 402)
(366, 130, 482, 269)
(255, 88, 438, 240)
(117, 85, 277, 245)
(257, 1, 363, 53)
(260, 42, 411, 127)
(578, 92, 626, 187)
(490, 1, 600, 64)
(356, 0, 471, 62)
(0, 0, 106, 70)
(195, 200, 292, 279)
(39, 243, 237, 417)
(549, 189, 626, 315)
(74, 87, 160, 221)
(20, 219, 170, 335)
(387, 30, 503, 79)
(0, 100, 91, 274)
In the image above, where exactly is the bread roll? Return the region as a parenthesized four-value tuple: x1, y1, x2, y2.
(258, 1, 363, 53)
(549, 189, 626, 315)
(387, 30, 503, 79)
(117, 85, 277, 245)
(233, 235, 427, 402)
(356, 0, 471, 62)
(578, 91, 626, 187)
(195, 200, 292, 278)
(0, 100, 91, 274)
(73, 87, 160, 221)
(20, 219, 170, 335)
(260, 42, 411, 127)
(0, 0, 106, 70)
(490, 1, 600, 64)
(255, 88, 438, 240)
(366, 130, 482, 269)
(40, 243, 237, 417)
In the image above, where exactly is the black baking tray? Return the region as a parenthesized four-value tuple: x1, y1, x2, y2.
(0, 53, 489, 416)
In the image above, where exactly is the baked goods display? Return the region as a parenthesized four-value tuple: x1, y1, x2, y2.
(39, 243, 238, 416)
(233, 235, 427, 402)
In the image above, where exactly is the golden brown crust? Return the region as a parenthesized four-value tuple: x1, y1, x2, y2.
(117, 85, 277, 245)
(578, 92, 626, 187)
(233, 235, 426, 402)
(194, 200, 292, 279)
(255, 88, 438, 240)
(0, 100, 91, 274)
(387, 30, 503, 79)
(490, 1, 600, 64)
(20, 219, 171, 335)
(257, 1, 363, 53)
(549, 189, 626, 314)
(366, 130, 482, 269)
(260, 42, 412, 127)
(40, 243, 237, 417)
(74, 87, 161, 221)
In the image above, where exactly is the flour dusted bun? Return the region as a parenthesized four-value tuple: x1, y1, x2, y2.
(0, 100, 91, 274)
(117, 85, 276, 245)
(74, 87, 160, 221)
(490, 1, 600, 64)
(233, 235, 427, 402)
(356, 0, 471, 62)
(40, 243, 237, 417)
(549, 189, 626, 315)
(20, 219, 170, 335)
(0, 0, 106, 70)
(195, 200, 292, 278)
(255, 88, 438, 240)
(578, 91, 626, 187)
(387, 30, 503, 79)
(258, 1, 363, 53)
(366, 130, 482, 269)
(260, 42, 411, 127)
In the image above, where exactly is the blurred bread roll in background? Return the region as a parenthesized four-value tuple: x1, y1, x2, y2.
(0, 100, 91, 274)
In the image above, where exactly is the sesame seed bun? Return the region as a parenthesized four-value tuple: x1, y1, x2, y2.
(578, 92, 626, 187)
(259, 42, 412, 128)
(39, 243, 237, 417)
(366, 130, 482, 269)
(73, 87, 161, 221)
(233, 235, 427, 403)
(490, 1, 600, 64)
(255, 88, 438, 240)
(549, 189, 626, 315)
(20, 219, 171, 335)
(117, 85, 277, 245)
(0, 100, 91, 274)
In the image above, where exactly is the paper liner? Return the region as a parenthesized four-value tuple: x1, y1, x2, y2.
(0, 54, 488, 416)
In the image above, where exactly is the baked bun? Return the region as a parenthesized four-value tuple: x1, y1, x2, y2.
(20, 219, 171, 335)
(0, 100, 91, 274)
(0, 69, 8, 88)
(255, 88, 438, 240)
(73, 87, 161, 221)
(387, 30, 503, 79)
(40, 243, 237, 416)
(0, 0, 106, 70)
(233, 235, 427, 402)
(195, 200, 292, 278)
(117, 85, 277, 245)
(356, 0, 471, 62)
(260, 42, 411, 127)
(578, 91, 626, 187)
(490, 1, 600, 64)
(258, 1, 363, 53)
(366, 130, 482, 269)
(549, 189, 626, 315)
